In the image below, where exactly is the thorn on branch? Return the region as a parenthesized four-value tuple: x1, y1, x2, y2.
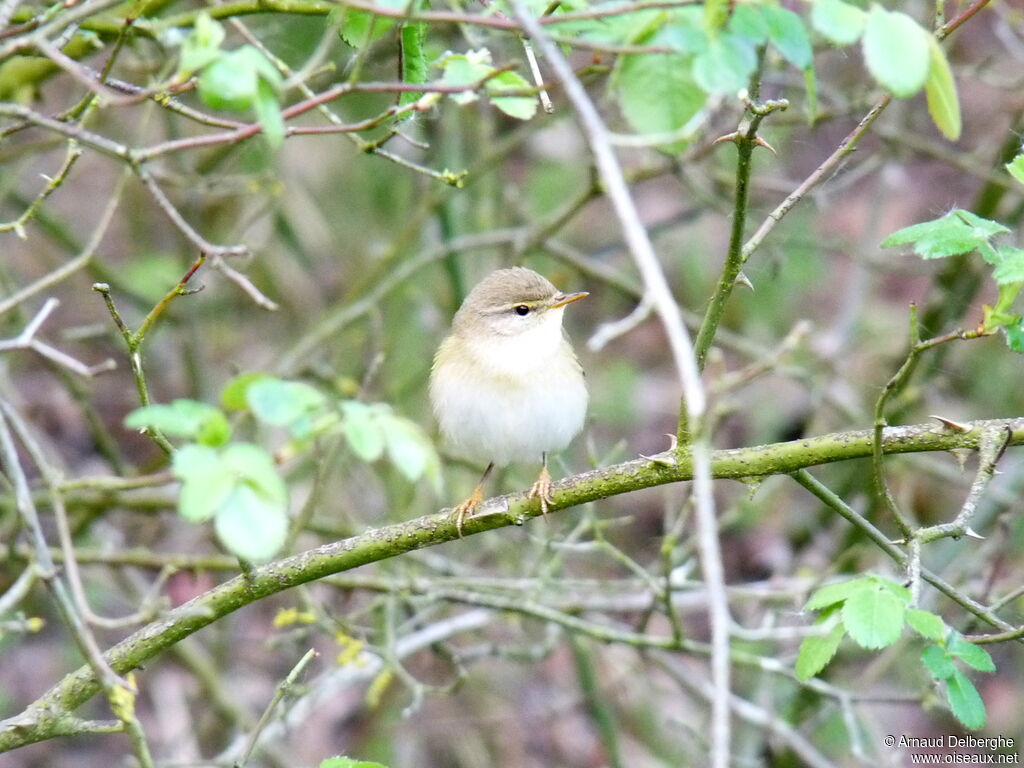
(712, 131, 742, 147)
(734, 271, 754, 291)
(711, 131, 777, 155)
(640, 434, 679, 467)
(751, 135, 777, 155)
(929, 415, 972, 432)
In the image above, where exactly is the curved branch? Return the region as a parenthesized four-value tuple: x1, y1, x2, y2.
(1, 416, 1022, 752)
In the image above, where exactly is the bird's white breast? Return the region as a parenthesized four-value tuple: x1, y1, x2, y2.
(430, 311, 588, 467)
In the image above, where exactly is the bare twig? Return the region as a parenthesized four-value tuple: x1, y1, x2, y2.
(905, 426, 1012, 604)
(136, 169, 248, 258)
(0, 170, 126, 317)
(237, 648, 318, 767)
(792, 468, 1017, 633)
(0, 299, 116, 377)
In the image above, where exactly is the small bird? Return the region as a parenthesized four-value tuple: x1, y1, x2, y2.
(430, 267, 589, 536)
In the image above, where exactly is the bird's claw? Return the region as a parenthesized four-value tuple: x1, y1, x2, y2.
(451, 485, 484, 538)
(527, 466, 554, 520)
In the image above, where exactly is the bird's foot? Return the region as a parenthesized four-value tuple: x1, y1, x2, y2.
(527, 466, 554, 521)
(451, 484, 484, 538)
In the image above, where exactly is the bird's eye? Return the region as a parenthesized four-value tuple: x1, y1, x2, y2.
(514, 305, 530, 316)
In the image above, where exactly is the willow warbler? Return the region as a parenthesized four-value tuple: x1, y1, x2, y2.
(430, 267, 588, 535)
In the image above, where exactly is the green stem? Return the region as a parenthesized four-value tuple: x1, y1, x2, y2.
(92, 256, 207, 457)
(692, 99, 788, 376)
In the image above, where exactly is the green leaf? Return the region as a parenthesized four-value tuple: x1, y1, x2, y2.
(924, 37, 961, 141)
(487, 70, 538, 120)
(382, 415, 435, 483)
(727, 4, 768, 44)
(954, 210, 1011, 237)
(341, 400, 386, 462)
(990, 281, 1023, 319)
(692, 33, 757, 94)
(992, 246, 1024, 285)
(173, 444, 233, 522)
(663, 10, 710, 54)
(615, 44, 707, 149)
(761, 6, 812, 70)
(881, 209, 1008, 258)
(1006, 154, 1024, 186)
(254, 78, 285, 147)
(841, 579, 906, 649)
(945, 669, 987, 730)
(338, 6, 395, 48)
(125, 400, 229, 444)
(811, 0, 866, 46)
(921, 645, 956, 680)
(214, 483, 288, 562)
(906, 609, 946, 642)
(197, 46, 280, 113)
(795, 620, 845, 680)
(178, 11, 225, 77)
(198, 49, 260, 110)
(438, 49, 493, 105)
(862, 6, 930, 98)
(221, 372, 271, 411)
(1004, 317, 1024, 354)
(221, 442, 288, 508)
(172, 441, 216, 479)
(319, 758, 390, 768)
(947, 634, 996, 673)
(173, 441, 287, 558)
(244, 45, 282, 89)
(804, 579, 862, 611)
(196, 410, 231, 447)
(399, 22, 428, 109)
(246, 379, 327, 429)
(871, 575, 911, 602)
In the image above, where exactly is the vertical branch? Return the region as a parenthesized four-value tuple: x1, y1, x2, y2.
(506, 2, 731, 765)
(692, 98, 787, 374)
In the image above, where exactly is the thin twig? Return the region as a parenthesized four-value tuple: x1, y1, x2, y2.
(0, 299, 116, 377)
(792, 468, 1017, 633)
(237, 648, 318, 767)
(0, 170, 126, 317)
(135, 168, 248, 258)
(0, 401, 139, 705)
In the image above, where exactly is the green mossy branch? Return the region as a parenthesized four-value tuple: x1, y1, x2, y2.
(1, 416, 1022, 753)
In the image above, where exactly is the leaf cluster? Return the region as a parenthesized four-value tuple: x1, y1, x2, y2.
(882, 209, 1024, 351)
(177, 12, 286, 145)
(797, 575, 995, 730)
(125, 375, 440, 561)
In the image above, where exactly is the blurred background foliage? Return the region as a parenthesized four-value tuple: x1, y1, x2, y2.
(2, 0, 1024, 765)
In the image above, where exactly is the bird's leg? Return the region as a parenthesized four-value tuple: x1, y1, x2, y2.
(527, 452, 554, 521)
(451, 462, 494, 537)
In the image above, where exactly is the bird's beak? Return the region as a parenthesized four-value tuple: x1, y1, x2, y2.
(549, 291, 589, 309)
